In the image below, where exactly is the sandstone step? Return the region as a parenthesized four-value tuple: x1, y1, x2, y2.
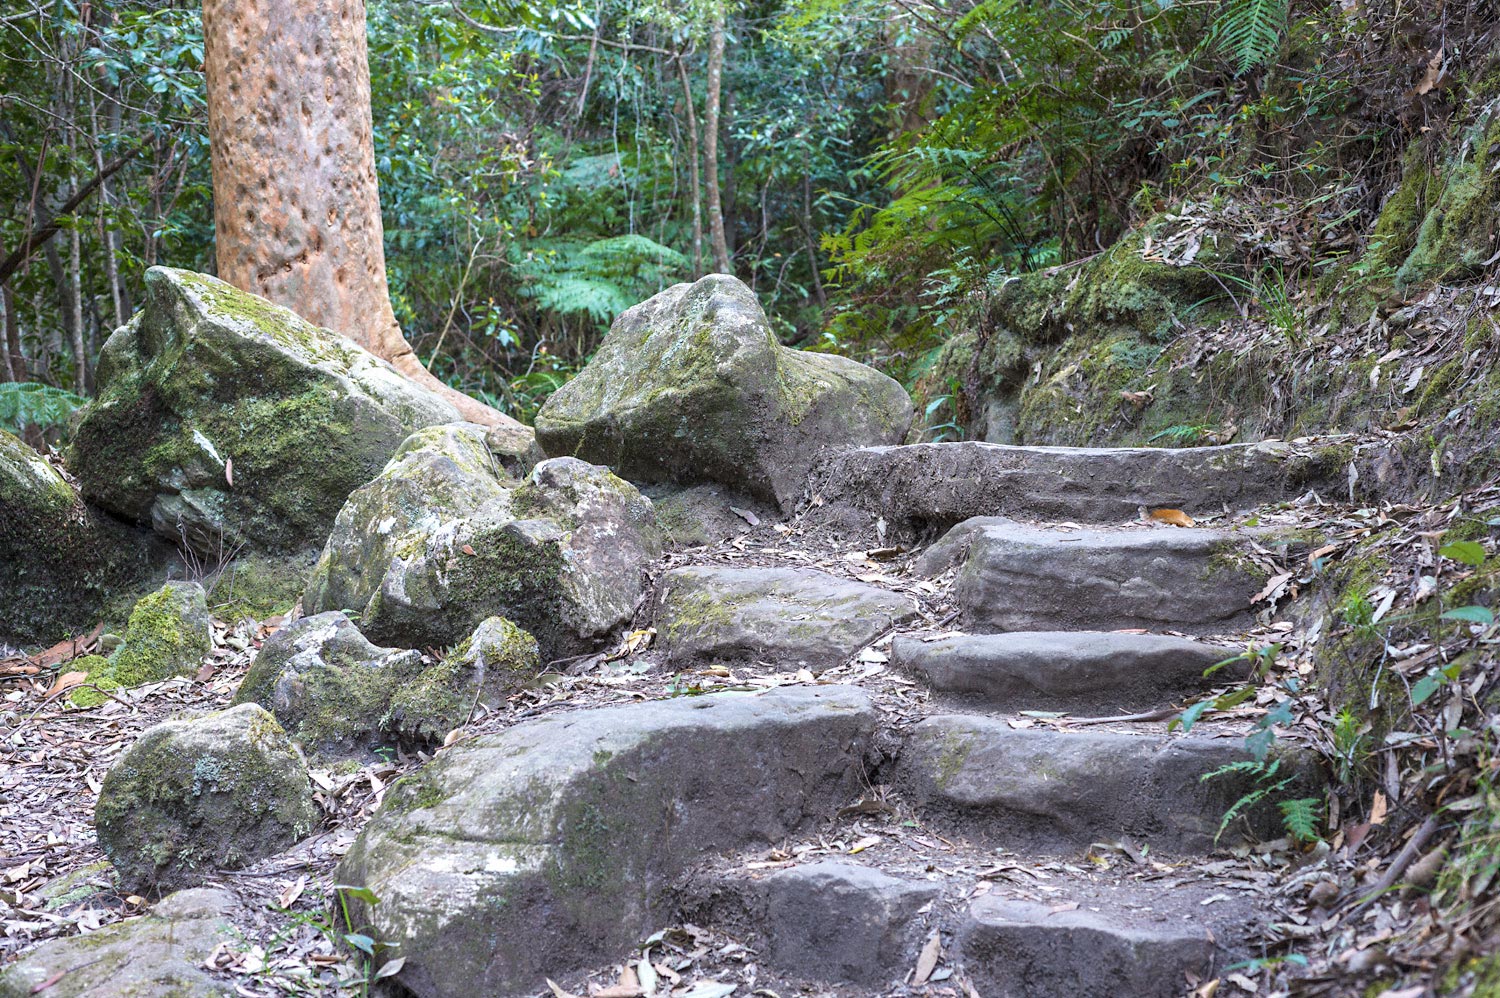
(891, 631, 1241, 712)
(336, 685, 877, 998)
(895, 715, 1315, 853)
(655, 565, 918, 672)
(958, 894, 1222, 998)
(680, 859, 940, 987)
(920, 517, 1274, 635)
(812, 439, 1343, 539)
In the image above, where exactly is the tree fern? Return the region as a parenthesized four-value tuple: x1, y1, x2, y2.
(517, 235, 688, 326)
(0, 382, 88, 434)
(1209, 0, 1289, 74)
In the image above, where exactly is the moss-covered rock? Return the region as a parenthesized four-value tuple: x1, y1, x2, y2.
(335, 685, 877, 997)
(94, 703, 318, 892)
(534, 274, 914, 511)
(386, 616, 540, 741)
(0, 429, 157, 648)
(0, 887, 240, 997)
(1397, 110, 1500, 287)
(305, 423, 661, 656)
(108, 581, 213, 686)
(67, 267, 461, 556)
(233, 611, 423, 760)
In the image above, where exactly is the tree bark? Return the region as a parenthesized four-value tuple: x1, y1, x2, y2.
(703, 6, 731, 275)
(675, 54, 704, 279)
(201, 0, 520, 430)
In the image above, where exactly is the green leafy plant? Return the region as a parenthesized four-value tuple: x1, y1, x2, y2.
(1202, 756, 1322, 844)
(1207, 0, 1290, 75)
(0, 382, 88, 434)
(1147, 423, 1216, 447)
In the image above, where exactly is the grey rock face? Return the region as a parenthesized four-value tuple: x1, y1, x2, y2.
(812, 439, 1346, 539)
(0, 888, 238, 997)
(67, 267, 460, 554)
(896, 715, 1312, 852)
(756, 861, 939, 985)
(94, 704, 318, 892)
(921, 518, 1271, 634)
(958, 895, 1216, 998)
(233, 611, 424, 759)
(336, 685, 877, 998)
(535, 275, 913, 511)
(656, 565, 918, 672)
(304, 422, 660, 655)
(891, 631, 1240, 712)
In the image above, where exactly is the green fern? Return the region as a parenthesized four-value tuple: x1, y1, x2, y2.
(1208, 0, 1289, 74)
(517, 235, 688, 326)
(1279, 797, 1324, 844)
(1202, 757, 1297, 843)
(0, 382, 88, 434)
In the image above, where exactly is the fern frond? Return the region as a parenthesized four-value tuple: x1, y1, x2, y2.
(0, 382, 89, 434)
(1208, 0, 1288, 74)
(1279, 797, 1324, 844)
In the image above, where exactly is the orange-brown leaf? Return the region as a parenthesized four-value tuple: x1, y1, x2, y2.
(46, 671, 89, 698)
(1149, 508, 1196, 528)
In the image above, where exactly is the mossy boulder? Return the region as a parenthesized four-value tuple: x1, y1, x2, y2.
(305, 423, 661, 655)
(109, 580, 213, 685)
(0, 887, 239, 997)
(233, 611, 423, 760)
(0, 429, 156, 648)
(386, 615, 540, 742)
(336, 685, 877, 997)
(1396, 111, 1500, 287)
(67, 267, 461, 556)
(94, 703, 318, 892)
(534, 274, 914, 511)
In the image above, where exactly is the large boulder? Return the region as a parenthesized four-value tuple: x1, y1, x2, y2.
(95, 703, 318, 892)
(0, 429, 155, 647)
(0, 888, 239, 997)
(337, 685, 877, 998)
(535, 275, 913, 511)
(67, 267, 463, 554)
(304, 423, 661, 655)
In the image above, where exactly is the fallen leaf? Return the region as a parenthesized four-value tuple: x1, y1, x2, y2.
(1250, 572, 1294, 604)
(849, 835, 882, 854)
(546, 980, 582, 998)
(1370, 790, 1388, 826)
(912, 929, 942, 985)
(45, 671, 88, 698)
(461, 544, 476, 556)
(1149, 508, 1196, 528)
(1048, 901, 1080, 914)
(728, 506, 759, 526)
(224, 457, 234, 488)
(276, 875, 307, 909)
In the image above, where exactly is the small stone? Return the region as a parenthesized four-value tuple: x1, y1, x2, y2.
(385, 616, 540, 742)
(95, 703, 318, 892)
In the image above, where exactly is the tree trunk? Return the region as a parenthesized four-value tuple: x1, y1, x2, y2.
(703, 6, 731, 275)
(201, 0, 520, 430)
(675, 55, 705, 279)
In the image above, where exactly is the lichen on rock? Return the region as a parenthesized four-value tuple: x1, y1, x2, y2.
(94, 703, 318, 892)
(305, 423, 660, 656)
(534, 274, 914, 511)
(66, 267, 461, 556)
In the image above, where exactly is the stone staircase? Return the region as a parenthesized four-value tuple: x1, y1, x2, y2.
(326, 442, 1318, 998)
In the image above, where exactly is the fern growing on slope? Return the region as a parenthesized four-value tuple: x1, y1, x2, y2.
(1209, 0, 1290, 74)
(0, 382, 88, 434)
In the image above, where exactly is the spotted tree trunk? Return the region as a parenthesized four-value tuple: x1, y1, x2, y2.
(201, 0, 519, 430)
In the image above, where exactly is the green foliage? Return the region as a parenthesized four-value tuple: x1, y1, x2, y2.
(0, 383, 88, 434)
(1202, 756, 1321, 844)
(1207, 0, 1290, 75)
(517, 235, 688, 325)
